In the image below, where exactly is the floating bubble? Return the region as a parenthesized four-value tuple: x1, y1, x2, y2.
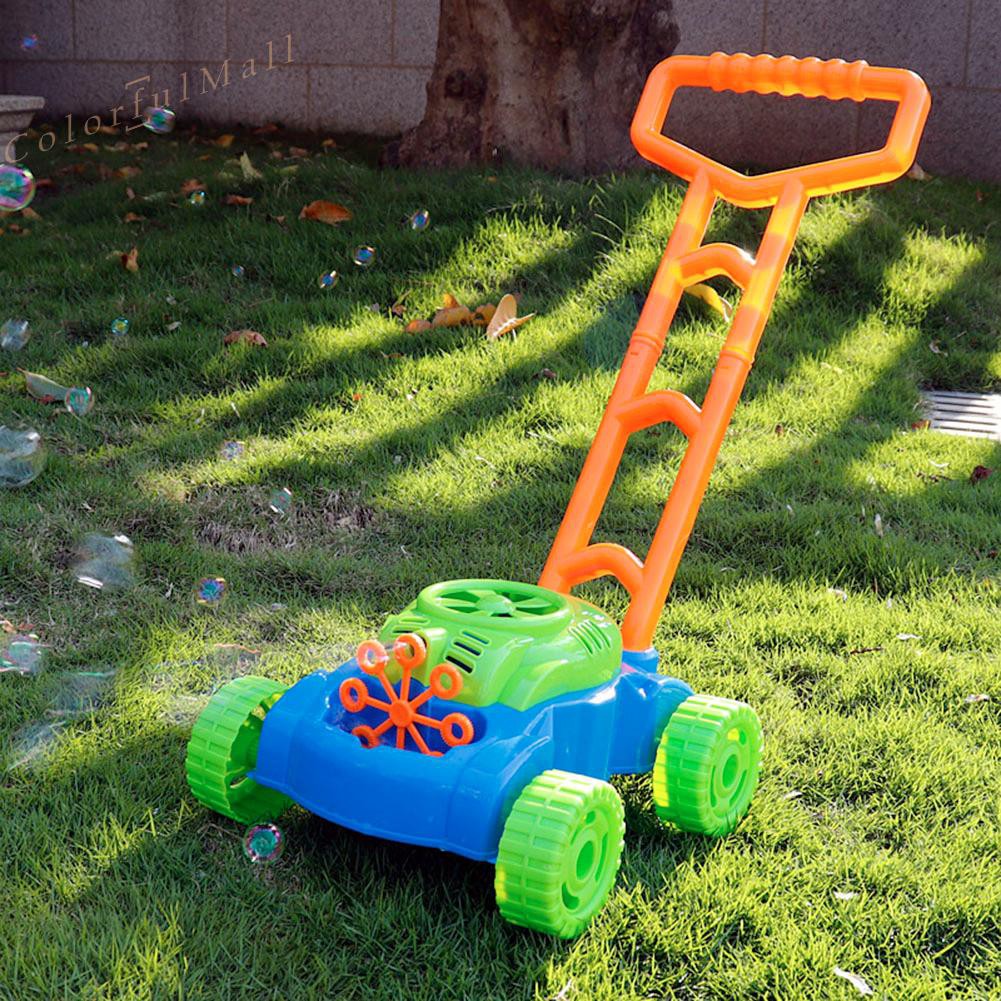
(73, 533, 135, 591)
(6, 721, 64, 771)
(64, 386, 94, 417)
(46, 670, 116, 718)
(110, 316, 130, 337)
(1, 318, 30, 351)
(220, 440, 245, 461)
(0, 634, 45, 676)
(352, 245, 376, 268)
(231, 264, 245, 278)
(20, 34, 39, 52)
(0, 164, 36, 213)
(0, 426, 45, 487)
(196, 576, 227, 606)
(142, 106, 175, 135)
(409, 209, 430, 231)
(318, 270, 338, 290)
(243, 822, 285, 864)
(188, 190, 206, 206)
(268, 487, 293, 515)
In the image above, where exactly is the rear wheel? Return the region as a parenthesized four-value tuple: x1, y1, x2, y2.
(653, 694, 762, 836)
(185, 676, 293, 824)
(495, 769, 624, 938)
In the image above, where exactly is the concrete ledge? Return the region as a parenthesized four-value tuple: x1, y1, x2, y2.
(0, 94, 45, 162)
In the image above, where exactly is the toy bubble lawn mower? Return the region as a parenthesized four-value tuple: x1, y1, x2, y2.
(186, 53, 930, 938)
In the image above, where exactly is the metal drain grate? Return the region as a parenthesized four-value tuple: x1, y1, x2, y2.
(920, 390, 1001, 441)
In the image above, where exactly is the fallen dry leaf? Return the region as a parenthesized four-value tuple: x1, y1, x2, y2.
(114, 165, 142, 180)
(538, 368, 557, 380)
(471, 303, 497, 326)
(832, 968, 873, 996)
(179, 178, 204, 195)
(125, 186, 136, 200)
(686, 282, 734, 322)
(121, 246, 139, 273)
(223, 329, 268, 347)
(98, 124, 118, 135)
(223, 194, 254, 206)
(122, 211, 145, 223)
(20, 207, 41, 221)
(486, 293, 535, 340)
(239, 153, 263, 181)
(907, 162, 931, 181)
(432, 304, 473, 328)
(134, 141, 149, 151)
(299, 200, 352, 225)
(253, 123, 279, 136)
(267, 214, 288, 228)
(34, 177, 54, 189)
(406, 319, 431, 334)
(321, 138, 338, 148)
(970, 465, 993, 484)
(390, 302, 406, 318)
(441, 293, 462, 309)
(929, 340, 947, 355)
(214, 134, 236, 148)
(288, 146, 308, 158)
(911, 419, 931, 430)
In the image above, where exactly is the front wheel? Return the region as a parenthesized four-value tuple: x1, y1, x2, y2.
(653, 694, 762, 836)
(185, 675, 293, 824)
(495, 770, 624, 938)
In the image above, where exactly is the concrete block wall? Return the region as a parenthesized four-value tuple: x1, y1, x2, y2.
(0, 1, 998, 181)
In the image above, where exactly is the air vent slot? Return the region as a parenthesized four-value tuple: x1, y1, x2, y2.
(570, 621, 611, 656)
(445, 654, 473, 673)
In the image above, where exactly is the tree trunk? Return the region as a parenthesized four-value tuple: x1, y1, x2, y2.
(394, 0, 679, 172)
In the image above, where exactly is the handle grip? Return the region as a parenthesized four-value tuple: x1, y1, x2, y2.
(631, 52, 931, 208)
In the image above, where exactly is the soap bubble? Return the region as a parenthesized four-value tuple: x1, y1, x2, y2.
(352, 245, 376, 268)
(231, 264, 245, 278)
(142, 106, 175, 135)
(64, 386, 94, 417)
(20, 35, 39, 52)
(46, 670, 116, 718)
(318, 270, 338, 290)
(0, 634, 45, 676)
(0, 164, 36, 213)
(196, 576, 227, 606)
(243, 822, 284, 864)
(1, 318, 30, 351)
(110, 316, 130, 337)
(6, 721, 64, 771)
(73, 533, 135, 591)
(188, 190, 206, 206)
(220, 440, 245, 461)
(268, 487, 293, 515)
(0, 426, 45, 487)
(409, 209, 430, 231)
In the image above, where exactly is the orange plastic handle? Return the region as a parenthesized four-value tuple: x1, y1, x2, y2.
(541, 53, 930, 653)
(631, 52, 931, 207)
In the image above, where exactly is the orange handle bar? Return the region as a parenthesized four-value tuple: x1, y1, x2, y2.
(631, 52, 931, 207)
(542, 54, 930, 652)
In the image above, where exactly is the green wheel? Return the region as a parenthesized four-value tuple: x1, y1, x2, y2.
(495, 769, 624, 938)
(185, 676, 293, 824)
(654, 694, 762, 836)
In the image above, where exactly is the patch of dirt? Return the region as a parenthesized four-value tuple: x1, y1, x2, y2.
(191, 487, 380, 555)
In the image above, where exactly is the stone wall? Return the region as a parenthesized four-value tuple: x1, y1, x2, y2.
(1, 1, 998, 181)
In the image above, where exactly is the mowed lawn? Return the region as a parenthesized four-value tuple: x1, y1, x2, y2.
(0, 126, 999, 1001)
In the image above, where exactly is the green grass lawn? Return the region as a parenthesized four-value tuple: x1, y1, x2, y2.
(1, 126, 1000, 1000)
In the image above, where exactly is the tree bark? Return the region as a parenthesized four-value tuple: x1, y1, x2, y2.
(394, 0, 679, 173)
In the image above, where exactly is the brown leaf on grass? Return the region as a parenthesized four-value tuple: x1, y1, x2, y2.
(21, 207, 41, 221)
(125, 186, 136, 200)
(197, 154, 214, 162)
(98, 124, 118, 135)
(223, 329, 268, 347)
(299, 200, 352, 225)
(907, 162, 931, 181)
(970, 465, 994, 484)
(321, 138, 338, 148)
(441, 293, 462, 309)
(122, 211, 145, 223)
(685, 282, 733, 322)
(253, 123, 279, 136)
(121, 246, 139, 272)
(223, 194, 254, 206)
(179, 178, 204, 195)
(134, 141, 149, 151)
(267, 214, 288, 228)
(72, 142, 100, 154)
(56, 163, 88, 176)
(432, 304, 473, 328)
(910, 419, 931, 431)
(214, 134, 236, 148)
(390, 302, 406, 318)
(35, 177, 54, 189)
(405, 319, 431, 334)
(486, 294, 535, 340)
(471, 303, 496, 326)
(113, 165, 142, 179)
(537, 368, 558, 380)
(288, 146, 309, 158)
